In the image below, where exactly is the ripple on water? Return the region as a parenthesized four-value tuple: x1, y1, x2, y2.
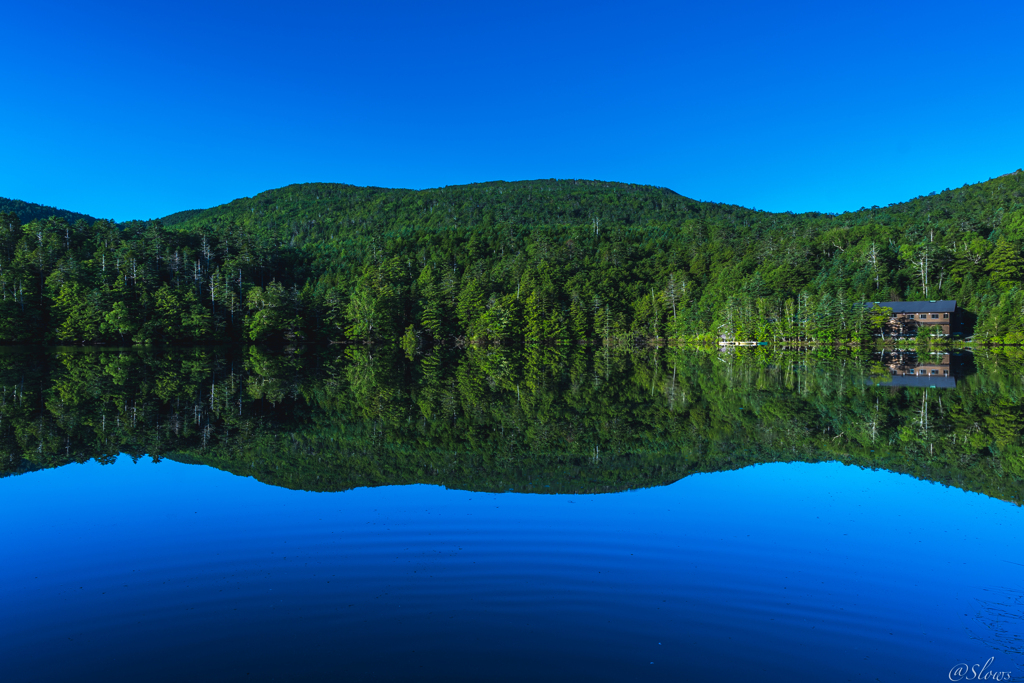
(1, 459, 1020, 682)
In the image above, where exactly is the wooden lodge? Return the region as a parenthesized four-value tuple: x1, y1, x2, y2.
(865, 300, 958, 337)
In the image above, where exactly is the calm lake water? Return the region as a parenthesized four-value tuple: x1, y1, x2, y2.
(2, 346, 1022, 681)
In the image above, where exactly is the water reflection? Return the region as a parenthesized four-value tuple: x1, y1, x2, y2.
(968, 585, 1024, 669)
(1, 345, 1021, 503)
(869, 349, 974, 388)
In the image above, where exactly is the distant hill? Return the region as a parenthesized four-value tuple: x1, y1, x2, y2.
(0, 196, 97, 225)
(158, 179, 730, 242)
(160, 172, 1024, 239)
(2, 171, 1024, 345)
(159, 208, 207, 227)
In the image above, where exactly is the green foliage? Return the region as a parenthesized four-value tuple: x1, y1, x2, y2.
(2, 347, 1023, 506)
(473, 294, 521, 342)
(986, 238, 1024, 289)
(246, 280, 302, 343)
(4, 171, 1024, 346)
(345, 286, 379, 341)
(400, 324, 418, 359)
(157, 285, 213, 342)
(0, 197, 96, 226)
(866, 304, 893, 329)
(101, 301, 134, 342)
(974, 288, 1024, 343)
(54, 282, 104, 343)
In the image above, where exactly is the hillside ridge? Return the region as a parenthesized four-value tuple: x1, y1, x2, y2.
(156, 171, 1023, 226)
(0, 196, 98, 226)
(1, 169, 1024, 346)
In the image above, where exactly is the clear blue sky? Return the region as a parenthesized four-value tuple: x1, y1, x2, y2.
(2, 0, 1022, 221)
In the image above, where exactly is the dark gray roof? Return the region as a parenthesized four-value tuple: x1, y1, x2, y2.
(863, 299, 956, 313)
(867, 375, 957, 389)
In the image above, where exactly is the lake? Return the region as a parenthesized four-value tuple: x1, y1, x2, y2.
(2, 346, 1022, 682)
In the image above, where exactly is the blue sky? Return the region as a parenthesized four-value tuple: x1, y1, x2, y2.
(2, 0, 1022, 221)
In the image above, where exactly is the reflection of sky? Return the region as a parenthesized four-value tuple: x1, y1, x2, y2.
(2, 457, 1021, 682)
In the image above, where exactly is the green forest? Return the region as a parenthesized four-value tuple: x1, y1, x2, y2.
(2, 347, 1022, 503)
(2, 172, 1024, 346)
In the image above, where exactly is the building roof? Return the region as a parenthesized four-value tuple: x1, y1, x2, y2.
(864, 299, 956, 313)
(867, 375, 956, 389)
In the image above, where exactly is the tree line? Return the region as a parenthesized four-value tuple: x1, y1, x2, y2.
(2, 172, 1024, 346)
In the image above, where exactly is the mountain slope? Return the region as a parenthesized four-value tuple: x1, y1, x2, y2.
(0, 196, 97, 226)
(1, 171, 1023, 345)
(157, 172, 1024, 341)
(161, 172, 1024, 247)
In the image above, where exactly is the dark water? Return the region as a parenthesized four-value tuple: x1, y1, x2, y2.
(2, 346, 1023, 682)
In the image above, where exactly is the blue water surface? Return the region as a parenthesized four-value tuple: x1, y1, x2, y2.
(2, 457, 1021, 682)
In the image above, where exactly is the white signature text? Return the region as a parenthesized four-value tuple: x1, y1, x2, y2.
(949, 658, 1012, 681)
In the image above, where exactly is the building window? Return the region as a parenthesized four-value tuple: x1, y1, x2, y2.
(931, 314, 939, 319)
(919, 314, 927, 319)
(943, 313, 949, 319)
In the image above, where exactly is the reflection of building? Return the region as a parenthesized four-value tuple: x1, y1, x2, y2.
(865, 300, 958, 336)
(870, 351, 957, 388)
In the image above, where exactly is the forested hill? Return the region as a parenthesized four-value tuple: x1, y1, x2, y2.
(2, 172, 1024, 346)
(0, 196, 97, 227)
(161, 174, 1021, 246)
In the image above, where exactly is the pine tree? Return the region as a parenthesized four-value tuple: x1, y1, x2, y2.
(986, 238, 1024, 289)
(569, 293, 588, 341)
(456, 278, 485, 336)
(524, 291, 544, 344)
(417, 266, 447, 340)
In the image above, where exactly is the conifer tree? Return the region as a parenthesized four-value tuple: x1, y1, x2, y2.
(986, 238, 1024, 289)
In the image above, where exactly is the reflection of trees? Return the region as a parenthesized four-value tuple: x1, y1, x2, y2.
(0, 346, 1022, 502)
